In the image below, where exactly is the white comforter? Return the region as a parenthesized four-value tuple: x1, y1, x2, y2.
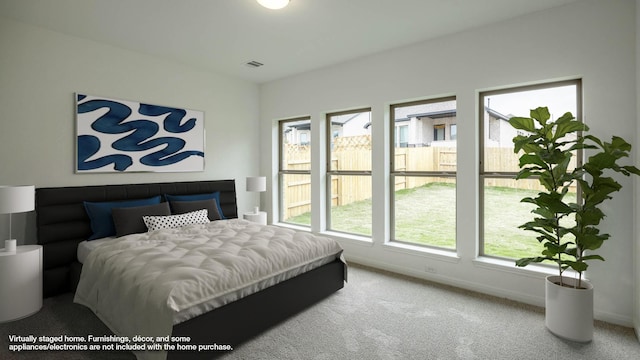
(74, 219, 344, 360)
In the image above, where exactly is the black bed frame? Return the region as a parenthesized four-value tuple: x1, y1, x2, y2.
(35, 180, 345, 359)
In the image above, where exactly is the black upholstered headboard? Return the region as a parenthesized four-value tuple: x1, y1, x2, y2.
(36, 179, 237, 298)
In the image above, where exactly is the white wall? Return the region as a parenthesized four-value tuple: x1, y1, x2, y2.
(633, 0, 640, 340)
(0, 16, 260, 245)
(260, 0, 638, 326)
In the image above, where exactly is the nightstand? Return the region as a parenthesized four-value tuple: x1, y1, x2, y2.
(243, 211, 267, 225)
(0, 245, 42, 322)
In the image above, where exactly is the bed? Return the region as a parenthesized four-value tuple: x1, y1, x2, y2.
(35, 179, 346, 360)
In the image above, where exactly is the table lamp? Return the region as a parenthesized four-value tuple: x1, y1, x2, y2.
(246, 176, 266, 214)
(0, 185, 35, 253)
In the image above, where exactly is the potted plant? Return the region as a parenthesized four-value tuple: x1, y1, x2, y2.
(509, 106, 640, 342)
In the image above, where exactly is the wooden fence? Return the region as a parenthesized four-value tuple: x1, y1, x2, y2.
(281, 144, 312, 218)
(281, 136, 576, 219)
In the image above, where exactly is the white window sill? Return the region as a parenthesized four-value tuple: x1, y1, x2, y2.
(273, 224, 374, 247)
(383, 241, 460, 263)
(273, 222, 311, 232)
(320, 231, 374, 246)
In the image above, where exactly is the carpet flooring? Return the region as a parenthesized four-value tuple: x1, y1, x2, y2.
(1, 263, 639, 359)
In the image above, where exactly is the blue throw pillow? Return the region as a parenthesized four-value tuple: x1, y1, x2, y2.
(164, 192, 225, 219)
(84, 196, 162, 240)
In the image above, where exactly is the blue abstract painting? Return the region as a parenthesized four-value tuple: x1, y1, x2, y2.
(76, 94, 205, 173)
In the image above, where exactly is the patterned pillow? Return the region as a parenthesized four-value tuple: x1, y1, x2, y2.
(143, 209, 210, 231)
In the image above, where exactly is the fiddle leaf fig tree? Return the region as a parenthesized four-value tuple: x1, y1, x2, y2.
(509, 107, 640, 288)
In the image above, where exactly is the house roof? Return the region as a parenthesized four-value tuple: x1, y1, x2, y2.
(330, 113, 362, 126)
(407, 109, 457, 120)
(485, 107, 510, 121)
(283, 119, 311, 131)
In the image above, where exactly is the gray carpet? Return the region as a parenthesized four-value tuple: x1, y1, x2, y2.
(1, 264, 639, 359)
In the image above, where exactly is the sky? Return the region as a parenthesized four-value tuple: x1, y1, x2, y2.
(485, 84, 578, 120)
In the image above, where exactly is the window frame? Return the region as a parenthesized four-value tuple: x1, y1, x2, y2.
(325, 108, 372, 236)
(395, 123, 409, 148)
(389, 96, 457, 249)
(478, 79, 583, 259)
(278, 116, 312, 227)
(434, 124, 446, 141)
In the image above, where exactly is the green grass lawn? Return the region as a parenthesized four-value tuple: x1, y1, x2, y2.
(393, 183, 456, 249)
(285, 182, 576, 260)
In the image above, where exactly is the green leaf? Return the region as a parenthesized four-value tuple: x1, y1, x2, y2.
(583, 134, 603, 148)
(530, 107, 551, 124)
(564, 261, 588, 273)
(509, 117, 535, 132)
(622, 165, 640, 176)
(577, 207, 605, 227)
(610, 136, 632, 152)
(515, 169, 537, 180)
(581, 254, 605, 261)
(535, 192, 573, 214)
(515, 257, 548, 267)
(518, 154, 547, 169)
(531, 207, 555, 220)
(584, 177, 621, 207)
(588, 152, 618, 170)
(551, 153, 572, 183)
(553, 113, 586, 140)
(576, 230, 608, 251)
(513, 135, 541, 154)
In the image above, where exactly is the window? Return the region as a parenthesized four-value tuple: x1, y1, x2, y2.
(396, 124, 408, 148)
(390, 97, 456, 249)
(434, 124, 445, 141)
(450, 124, 457, 140)
(479, 80, 581, 259)
(326, 109, 372, 236)
(279, 117, 311, 226)
(300, 133, 309, 145)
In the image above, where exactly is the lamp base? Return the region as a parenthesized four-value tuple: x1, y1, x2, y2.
(3, 239, 16, 253)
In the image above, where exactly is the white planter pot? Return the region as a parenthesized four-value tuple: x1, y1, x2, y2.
(545, 275, 593, 342)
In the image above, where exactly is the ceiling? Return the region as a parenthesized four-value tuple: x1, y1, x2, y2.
(0, 0, 583, 84)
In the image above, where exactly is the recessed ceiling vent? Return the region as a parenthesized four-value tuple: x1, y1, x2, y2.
(245, 60, 264, 68)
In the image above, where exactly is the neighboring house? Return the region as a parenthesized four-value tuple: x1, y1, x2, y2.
(330, 112, 371, 139)
(483, 107, 518, 148)
(282, 119, 311, 146)
(282, 104, 516, 149)
(395, 102, 515, 149)
(391, 100, 455, 148)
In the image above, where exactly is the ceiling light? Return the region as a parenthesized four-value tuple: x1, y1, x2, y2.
(257, 0, 290, 10)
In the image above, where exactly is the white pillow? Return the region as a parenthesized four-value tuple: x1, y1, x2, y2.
(143, 209, 210, 231)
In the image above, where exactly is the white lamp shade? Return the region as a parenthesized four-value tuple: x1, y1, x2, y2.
(246, 177, 266, 192)
(257, 0, 290, 10)
(0, 185, 35, 214)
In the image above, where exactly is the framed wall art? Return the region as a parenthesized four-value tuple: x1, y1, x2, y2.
(76, 94, 205, 173)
